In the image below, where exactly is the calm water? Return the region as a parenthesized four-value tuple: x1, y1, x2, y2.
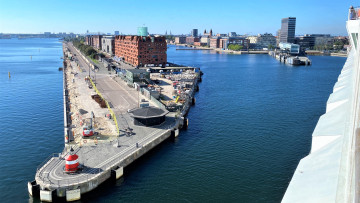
(0, 40, 346, 202)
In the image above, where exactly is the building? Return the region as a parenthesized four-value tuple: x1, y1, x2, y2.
(219, 38, 229, 49)
(295, 34, 315, 49)
(186, 36, 200, 45)
(276, 29, 281, 46)
(247, 33, 276, 49)
(212, 37, 249, 50)
(200, 37, 210, 46)
(101, 36, 115, 55)
(85, 35, 93, 46)
(216, 33, 227, 37)
(128, 106, 169, 126)
(203, 29, 213, 38)
(114, 31, 119, 35)
(279, 42, 300, 54)
(114, 35, 167, 67)
(191, 29, 198, 37)
(280, 17, 296, 43)
(210, 37, 220, 49)
(92, 35, 103, 49)
(194, 42, 207, 46)
(229, 37, 249, 48)
(44, 32, 51, 38)
(137, 27, 148, 36)
(175, 36, 186, 44)
(125, 69, 150, 83)
(311, 34, 333, 46)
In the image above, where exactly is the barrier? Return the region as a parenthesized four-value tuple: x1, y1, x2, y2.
(88, 78, 119, 135)
(66, 189, 81, 201)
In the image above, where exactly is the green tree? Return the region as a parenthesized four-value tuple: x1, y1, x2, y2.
(333, 40, 344, 50)
(228, 44, 243, 51)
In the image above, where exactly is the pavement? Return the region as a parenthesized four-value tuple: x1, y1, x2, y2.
(35, 42, 179, 189)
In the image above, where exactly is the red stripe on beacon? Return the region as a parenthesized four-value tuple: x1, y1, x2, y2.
(65, 147, 79, 173)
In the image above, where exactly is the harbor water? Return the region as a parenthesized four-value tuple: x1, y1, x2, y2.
(0, 40, 346, 202)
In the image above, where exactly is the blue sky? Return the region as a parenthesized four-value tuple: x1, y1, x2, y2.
(0, 0, 357, 36)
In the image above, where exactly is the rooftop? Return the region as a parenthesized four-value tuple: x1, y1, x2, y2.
(128, 106, 169, 118)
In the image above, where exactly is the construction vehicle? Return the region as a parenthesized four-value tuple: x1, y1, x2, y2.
(83, 112, 95, 137)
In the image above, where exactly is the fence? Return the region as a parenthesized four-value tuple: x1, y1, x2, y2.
(88, 78, 120, 135)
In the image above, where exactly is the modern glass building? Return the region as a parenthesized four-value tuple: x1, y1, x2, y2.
(191, 29, 198, 37)
(280, 17, 296, 43)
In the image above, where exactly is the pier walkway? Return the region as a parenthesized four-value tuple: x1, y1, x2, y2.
(32, 42, 185, 201)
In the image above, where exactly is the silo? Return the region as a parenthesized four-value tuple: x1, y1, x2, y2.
(137, 27, 148, 36)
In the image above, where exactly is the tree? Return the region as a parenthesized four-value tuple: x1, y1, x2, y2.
(268, 44, 275, 50)
(333, 40, 344, 50)
(228, 44, 243, 51)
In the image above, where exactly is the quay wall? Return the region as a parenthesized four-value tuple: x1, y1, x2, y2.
(55, 129, 172, 197)
(63, 46, 71, 144)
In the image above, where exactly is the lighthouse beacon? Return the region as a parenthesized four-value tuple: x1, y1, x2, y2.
(65, 147, 79, 173)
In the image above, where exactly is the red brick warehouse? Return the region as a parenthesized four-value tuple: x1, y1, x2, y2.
(115, 35, 167, 67)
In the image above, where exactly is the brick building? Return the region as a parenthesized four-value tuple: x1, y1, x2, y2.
(219, 38, 228, 49)
(210, 37, 220, 48)
(186, 36, 200, 45)
(92, 35, 103, 49)
(194, 42, 207, 46)
(115, 35, 167, 67)
(85, 35, 93, 46)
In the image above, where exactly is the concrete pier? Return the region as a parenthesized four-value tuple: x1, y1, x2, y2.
(269, 50, 311, 65)
(29, 41, 200, 201)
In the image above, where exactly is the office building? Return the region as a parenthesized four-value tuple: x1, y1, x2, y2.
(191, 29, 198, 37)
(247, 33, 276, 49)
(280, 17, 296, 43)
(295, 34, 315, 49)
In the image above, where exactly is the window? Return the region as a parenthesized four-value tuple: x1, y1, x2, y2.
(351, 33, 358, 49)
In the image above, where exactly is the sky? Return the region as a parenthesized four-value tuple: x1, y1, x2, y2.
(0, 0, 358, 36)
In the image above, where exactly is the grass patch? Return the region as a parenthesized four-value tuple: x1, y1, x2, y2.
(90, 58, 99, 64)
